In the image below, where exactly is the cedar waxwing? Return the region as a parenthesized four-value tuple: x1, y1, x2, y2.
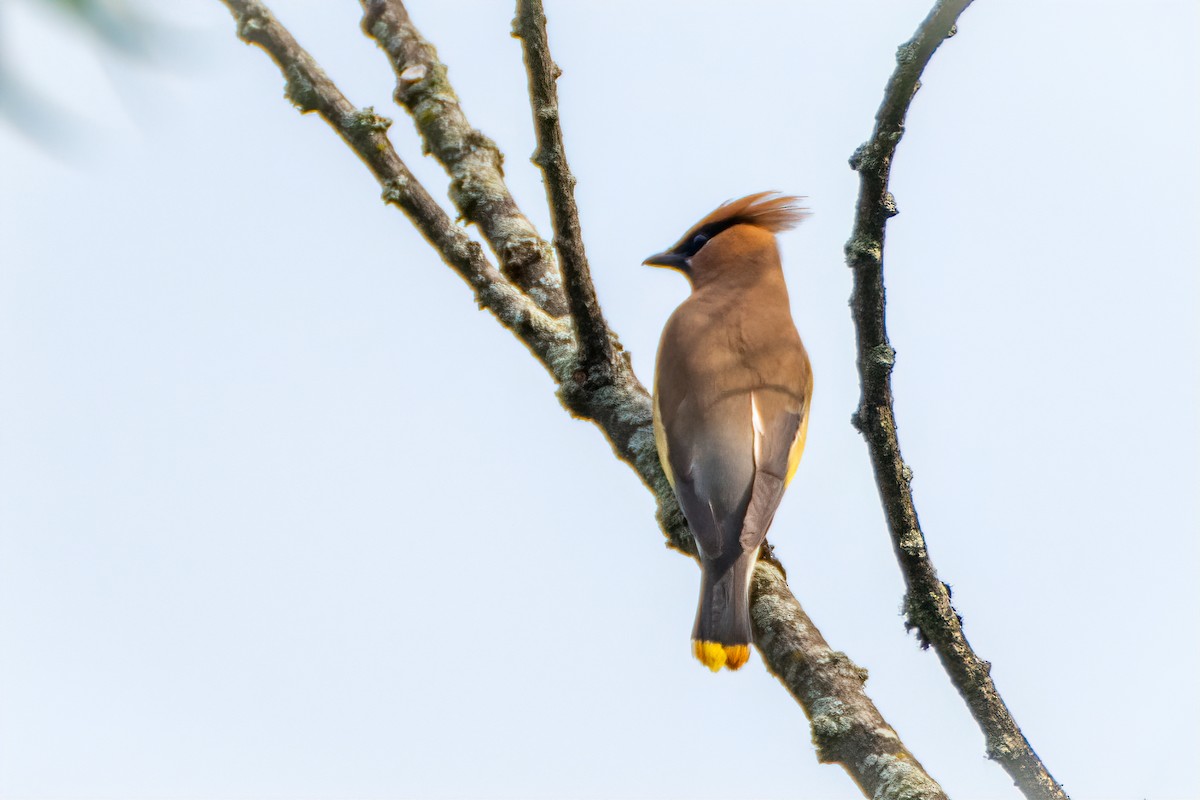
(646, 192, 812, 672)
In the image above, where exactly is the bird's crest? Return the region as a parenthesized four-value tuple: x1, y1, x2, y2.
(668, 191, 809, 253)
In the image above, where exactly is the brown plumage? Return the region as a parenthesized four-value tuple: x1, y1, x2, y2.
(665, 191, 810, 249)
(646, 192, 812, 672)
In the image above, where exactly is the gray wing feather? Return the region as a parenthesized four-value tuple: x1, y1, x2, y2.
(740, 391, 802, 549)
(665, 393, 754, 562)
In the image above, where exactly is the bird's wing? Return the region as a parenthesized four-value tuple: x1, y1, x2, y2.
(661, 391, 755, 563)
(740, 388, 809, 550)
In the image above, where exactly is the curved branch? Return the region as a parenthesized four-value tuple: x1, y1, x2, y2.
(844, 3, 1068, 799)
(512, 0, 615, 386)
(217, 3, 945, 797)
(359, 0, 568, 317)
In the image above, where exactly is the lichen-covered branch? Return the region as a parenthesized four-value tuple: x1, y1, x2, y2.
(217, 3, 946, 797)
(512, 0, 615, 386)
(844, 3, 1068, 799)
(218, 0, 564, 369)
(752, 562, 946, 800)
(359, 0, 568, 317)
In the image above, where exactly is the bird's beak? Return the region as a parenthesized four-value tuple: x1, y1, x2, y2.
(643, 251, 690, 270)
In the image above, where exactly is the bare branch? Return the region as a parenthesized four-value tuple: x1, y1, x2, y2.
(217, 3, 947, 796)
(218, 0, 565, 370)
(845, 3, 1068, 799)
(753, 561, 947, 800)
(359, 0, 568, 317)
(512, 0, 615, 386)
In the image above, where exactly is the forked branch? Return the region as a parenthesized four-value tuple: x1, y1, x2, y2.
(218, 0, 565, 372)
(845, 2, 1068, 799)
(513, 0, 615, 385)
(359, 0, 568, 317)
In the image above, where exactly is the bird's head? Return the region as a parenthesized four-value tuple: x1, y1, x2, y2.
(643, 191, 809, 284)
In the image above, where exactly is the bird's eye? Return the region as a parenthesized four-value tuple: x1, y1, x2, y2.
(689, 232, 708, 253)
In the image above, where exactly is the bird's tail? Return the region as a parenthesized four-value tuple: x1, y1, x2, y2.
(691, 548, 759, 672)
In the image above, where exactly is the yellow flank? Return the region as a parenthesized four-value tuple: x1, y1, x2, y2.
(693, 641, 751, 672)
(785, 408, 810, 486)
(652, 390, 675, 489)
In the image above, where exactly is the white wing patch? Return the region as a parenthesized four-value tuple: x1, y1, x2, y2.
(750, 392, 767, 471)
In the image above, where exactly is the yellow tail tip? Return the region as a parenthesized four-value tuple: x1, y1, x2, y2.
(725, 644, 750, 670)
(692, 641, 750, 672)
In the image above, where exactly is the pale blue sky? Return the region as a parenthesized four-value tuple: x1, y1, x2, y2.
(1, 1, 1197, 798)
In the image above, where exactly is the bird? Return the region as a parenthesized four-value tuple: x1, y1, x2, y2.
(645, 192, 812, 672)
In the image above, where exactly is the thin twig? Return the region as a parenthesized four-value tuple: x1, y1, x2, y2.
(845, 3, 1068, 799)
(512, 0, 615, 386)
(359, 0, 568, 317)
(218, 3, 946, 796)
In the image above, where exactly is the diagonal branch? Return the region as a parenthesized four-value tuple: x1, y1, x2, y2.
(512, 0, 615, 386)
(844, 3, 1068, 799)
(218, 3, 945, 797)
(359, 0, 568, 317)
(752, 561, 947, 800)
(218, 0, 565, 369)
